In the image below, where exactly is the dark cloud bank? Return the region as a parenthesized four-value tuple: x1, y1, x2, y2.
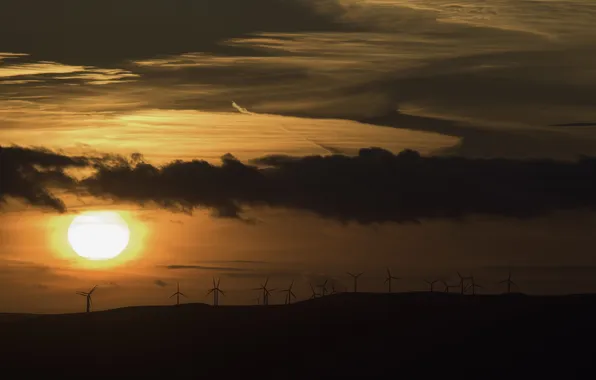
(0, 0, 349, 65)
(3, 145, 596, 223)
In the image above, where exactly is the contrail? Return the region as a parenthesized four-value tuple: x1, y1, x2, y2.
(231, 101, 340, 155)
(232, 101, 254, 115)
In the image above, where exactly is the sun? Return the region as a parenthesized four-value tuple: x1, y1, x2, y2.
(68, 211, 131, 260)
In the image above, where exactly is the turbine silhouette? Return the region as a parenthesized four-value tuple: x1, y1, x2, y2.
(384, 268, 400, 293)
(441, 280, 458, 293)
(424, 279, 439, 292)
(347, 272, 364, 293)
(280, 280, 297, 305)
(253, 277, 276, 306)
(317, 279, 329, 296)
(466, 276, 482, 295)
(76, 285, 98, 313)
(309, 283, 319, 299)
(499, 270, 517, 294)
(169, 282, 187, 306)
(457, 272, 473, 295)
(207, 277, 225, 306)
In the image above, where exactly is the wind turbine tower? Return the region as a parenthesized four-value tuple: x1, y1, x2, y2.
(317, 279, 329, 297)
(207, 277, 225, 306)
(76, 285, 98, 313)
(385, 268, 400, 293)
(457, 272, 473, 295)
(425, 279, 439, 292)
(170, 282, 187, 306)
(254, 277, 276, 306)
(281, 280, 297, 305)
(500, 270, 517, 294)
(347, 272, 364, 293)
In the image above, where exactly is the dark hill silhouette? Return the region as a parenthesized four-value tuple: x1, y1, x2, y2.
(0, 293, 594, 377)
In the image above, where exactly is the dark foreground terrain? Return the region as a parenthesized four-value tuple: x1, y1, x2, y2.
(1, 293, 595, 378)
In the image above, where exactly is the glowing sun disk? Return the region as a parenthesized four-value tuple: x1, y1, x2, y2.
(68, 212, 130, 260)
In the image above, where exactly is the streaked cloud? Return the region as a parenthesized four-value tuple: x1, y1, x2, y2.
(0, 55, 139, 86)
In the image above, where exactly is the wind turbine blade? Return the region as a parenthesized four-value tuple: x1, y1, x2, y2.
(217, 278, 221, 288)
(219, 290, 225, 296)
(384, 278, 389, 284)
(179, 292, 187, 298)
(290, 291, 296, 298)
(169, 293, 176, 298)
(386, 268, 391, 277)
(207, 289, 214, 296)
(89, 285, 98, 295)
(264, 277, 269, 287)
(213, 278, 217, 288)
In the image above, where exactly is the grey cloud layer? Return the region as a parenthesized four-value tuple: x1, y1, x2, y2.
(0, 0, 350, 65)
(3, 146, 596, 224)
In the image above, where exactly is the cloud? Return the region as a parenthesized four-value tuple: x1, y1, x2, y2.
(0, 146, 90, 212)
(163, 265, 250, 272)
(0, 259, 78, 285)
(5, 145, 596, 224)
(202, 260, 269, 265)
(154, 279, 168, 287)
(0, 55, 139, 86)
(78, 147, 596, 223)
(0, 0, 351, 65)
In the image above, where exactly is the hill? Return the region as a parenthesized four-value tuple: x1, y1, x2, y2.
(1, 292, 594, 377)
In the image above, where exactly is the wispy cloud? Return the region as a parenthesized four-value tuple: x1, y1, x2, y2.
(163, 265, 250, 272)
(0, 56, 139, 86)
(0, 61, 87, 78)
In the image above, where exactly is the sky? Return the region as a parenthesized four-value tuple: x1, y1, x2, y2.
(2, 0, 596, 313)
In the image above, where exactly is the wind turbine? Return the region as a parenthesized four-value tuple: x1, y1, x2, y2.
(330, 283, 338, 295)
(385, 268, 400, 293)
(169, 282, 187, 306)
(466, 276, 482, 295)
(457, 272, 473, 295)
(206, 277, 224, 306)
(499, 270, 517, 294)
(347, 272, 364, 293)
(309, 283, 319, 299)
(441, 280, 458, 293)
(76, 285, 98, 313)
(280, 280, 297, 305)
(253, 277, 276, 306)
(424, 279, 439, 292)
(255, 296, 261, 305)
(317, 279, 329, 296)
